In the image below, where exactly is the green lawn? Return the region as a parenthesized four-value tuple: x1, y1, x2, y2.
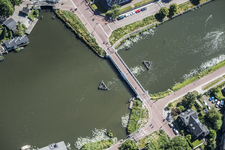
(134, 0, 154, 8)
(192, 139, 202, 148)
(120, 6, 133, 13)
(202, 77, 223, 91)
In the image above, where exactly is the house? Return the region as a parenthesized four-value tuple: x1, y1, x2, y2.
(38, 141, 67, 150)
(3, 18, 17, 33)
(179, 109, 209, 138)
(220, 111, 225, 150)
(21, 7, 30, 15)
(3, 35, 29, 51)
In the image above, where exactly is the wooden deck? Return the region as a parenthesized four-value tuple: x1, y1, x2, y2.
(26, 18, 38, 35)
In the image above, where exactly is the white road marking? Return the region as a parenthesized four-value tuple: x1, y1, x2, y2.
(108, 24, 113, 32)
(70, 0, 77, 8)
(99, 24, 109, 37)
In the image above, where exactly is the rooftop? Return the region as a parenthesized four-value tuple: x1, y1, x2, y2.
(3, 18, 17, 31)
(21, 7, 30, 15)
(39, 141, 67, 150)
(3, 35, 29, 50)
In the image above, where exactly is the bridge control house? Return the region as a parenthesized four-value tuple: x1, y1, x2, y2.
(179, 109, 209, 138)
(2, 35, 29, 51)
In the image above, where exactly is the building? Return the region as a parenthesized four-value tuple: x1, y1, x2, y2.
(3, 35, 29, 51)
(220, 111, 225, 150)
(39, 141, 67, 150)
(21, 7, 30, 15)
(3, 18, 17, 33)
(179, 109, 209, 138)
(106, 0, 131, 6)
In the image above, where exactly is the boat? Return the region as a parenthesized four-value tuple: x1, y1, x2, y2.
(21, 145, 31, 150)
(126, 47, 131, 50)
(52, 16, 55, 19)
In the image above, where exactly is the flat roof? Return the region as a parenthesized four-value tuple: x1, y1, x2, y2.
(38, 141, 67, 150)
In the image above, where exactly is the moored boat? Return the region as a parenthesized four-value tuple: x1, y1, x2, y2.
(21, 145, 31, 150)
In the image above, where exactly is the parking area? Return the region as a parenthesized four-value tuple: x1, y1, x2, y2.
(117, 7, 147, 20)
(202, 95, 224, 111)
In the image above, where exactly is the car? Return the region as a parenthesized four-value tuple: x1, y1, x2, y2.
(141, 7, 147, 11)
(168, 123, 174, 128)
(220, 100, 224, 108)
(216, 101, 220, 108)
(135, 9, 141, 13)
(207, 105, 211, 110)
(203, 101, 207, 106)
(117, 15, 124, 20)
(130, 12, 135, 16)
(125, 13, 130, 17)
(212, 99, 217, 104)
(173, 128, 179, 135)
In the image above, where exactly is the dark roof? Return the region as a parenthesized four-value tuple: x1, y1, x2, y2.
(3, 18, 17, 31)
(21, 7, 30, 14)
(38, 141, 67, 150)
(180, 109, 209, 137)
(3, 35, 29, 50)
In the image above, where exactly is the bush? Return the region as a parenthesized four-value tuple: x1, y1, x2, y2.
(178, 105, 185, 112)
(168, 102, 173, 107)
(107, 130, 113, 138)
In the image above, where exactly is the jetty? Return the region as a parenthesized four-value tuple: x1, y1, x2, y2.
(129, 97, 135, 109)
(143, 61, 152, 70)
(26, 18, 38, 34)
(98, 81, 108, 90)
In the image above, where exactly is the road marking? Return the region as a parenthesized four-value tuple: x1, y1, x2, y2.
(98, 24, 109, 37)
(70, 0, 77, 8)
(108, 24, 113, 32)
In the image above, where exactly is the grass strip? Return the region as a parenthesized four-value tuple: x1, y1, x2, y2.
(120, 6, 133, 14)
(81, 139, 113, 150)
(192, 139, 202, 148)
(134, 0, 154, 8)
(202, 77, 223, 91)
(28, 10, 34, 21)
(171, 60, 225, 91)
(150, 90, 172, 100)
(55, 10, 105, 57)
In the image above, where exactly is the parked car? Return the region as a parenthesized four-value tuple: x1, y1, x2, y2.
(212, 99, 218, 104)
(141, 7, 147, 11)
(216, 101, 220, 108)
(130, 12, 135, 16)
(135, 9, 141, 13)
(203, 101, 207, 106)
(220, 100, 224, 108)
(209, 97, 214, 101)
(203, 109, 208, 114)
(125, 13, 130, 17)
(173, 128, 179, 135)
(207, 105, 211, 110)
(117, 15, 124, 20)
(168, 123, 174, 128)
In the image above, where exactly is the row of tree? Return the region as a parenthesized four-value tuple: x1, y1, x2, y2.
(0, 0, 22, 17)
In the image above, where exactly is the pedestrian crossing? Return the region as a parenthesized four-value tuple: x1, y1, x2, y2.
(157, 1, 166, 7)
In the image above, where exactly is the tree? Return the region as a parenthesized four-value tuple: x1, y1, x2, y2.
(0, 0, 14, 17)
(9, 31, 13, 39)
(206, 138, 216, 150)
(171, 108, 177, 116)
(106, 4, 121, 19)
(197, 94, 202, 100)
(208, 107, 222, 130)
(209, 129, 216, 139)
(159, 7, 169, 18)
(186, 134, 191, 140)
(169, 3, 178, 16)
(119, 140, 138, 150)
(179, 105, 185, 112)
(165, 136, 192, 150)
(214, 119, 222, 131)
(182, 92, 196, 109)
(10, 0, 22, 6)
(1, 27, 8, 39)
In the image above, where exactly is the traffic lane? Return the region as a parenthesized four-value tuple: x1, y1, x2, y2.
(109, 4, 161, 30)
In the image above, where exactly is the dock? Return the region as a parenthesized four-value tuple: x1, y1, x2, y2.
(26, 18, 38, 35)
(98, 81, 108, 90)
(129, 97, 135, 109)
(143, 61, 152, 70)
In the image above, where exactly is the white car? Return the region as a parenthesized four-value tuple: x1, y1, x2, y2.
(130, 12, 135, 16)
(168, 123, 174, 128)
(203, 101, 207, 106)
(216, 101, 220, 108)
(207, 105, 211, 110)
(125, 13, 130, 17)
(173, 128, 179, 135)
(220, 100, 224, 108)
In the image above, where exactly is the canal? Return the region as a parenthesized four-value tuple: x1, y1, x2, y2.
(0, 9, 133, 150)
(118, 0, 225, 93)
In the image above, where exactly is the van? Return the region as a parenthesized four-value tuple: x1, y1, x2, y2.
(220, 100, 224, 108)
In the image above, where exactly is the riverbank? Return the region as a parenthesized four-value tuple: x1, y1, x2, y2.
(54, 9, 105, 58)
(109, 0, 212, 47)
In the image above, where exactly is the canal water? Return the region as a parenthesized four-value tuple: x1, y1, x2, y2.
(118, 0, 225, 93)
(0, 9, 133, 150)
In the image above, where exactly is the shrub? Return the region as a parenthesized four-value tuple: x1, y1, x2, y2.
(168, 102, 173, 107)
(107, 130, 113, 138)
(179, 105, 185, 112)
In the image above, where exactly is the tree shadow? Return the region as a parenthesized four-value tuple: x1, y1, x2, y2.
(155, 13, 163, 22)
(161, 0, 172, 3)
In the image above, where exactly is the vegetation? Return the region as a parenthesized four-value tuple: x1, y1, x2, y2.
(106, 4, 121, 19)
(192, 139, 202, 148)
(127, 100, 149, 134)
(209, 129, 217, 139)
(29, 9, 39, 21)
(10, 0, 22, 6)
(120, 6, 133, 14)
(171, 60, 225, 91)
(134, 0, 154, 8)
(164, 136, 191, 150)
(0, 0, 14, 17)
(208, 107, 223, 131)
(55, 9, 105, 57)
(107, 130, 113, 138)
(81, 139, 113, 150)
(159, 7, 169, 19)
(91, 4, 98, 10)
(119, 139, 138, 150)
(15, 23, 26, 36)
(168, 102, 173, 108)
(150, 90, 172, 100)
(182, 92, 196, 109)
(0, 27, 13, 40)
(202, 77, 223, 90)
(209, 86, 225, 100)
(169, 3, 178, 16)
(109, 15, 156, 45)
